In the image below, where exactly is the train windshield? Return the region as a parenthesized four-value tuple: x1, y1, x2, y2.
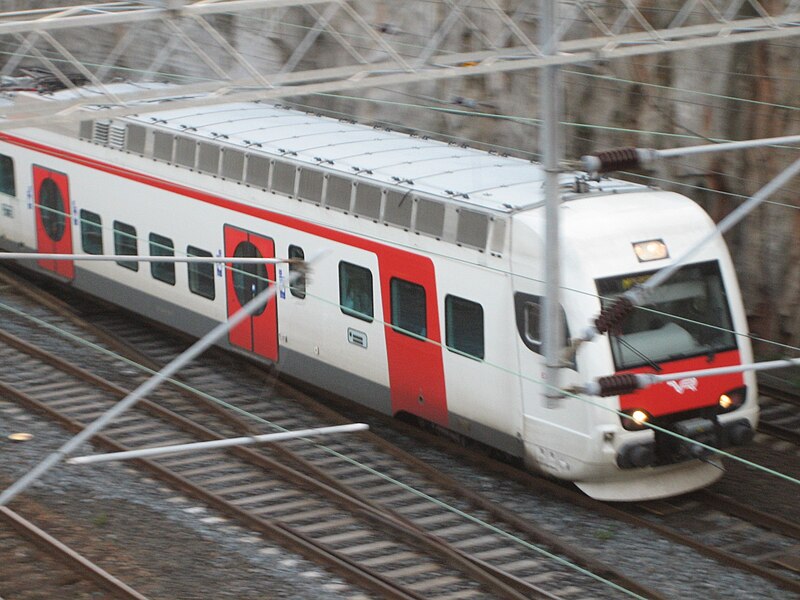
(596, 261, 738, 371)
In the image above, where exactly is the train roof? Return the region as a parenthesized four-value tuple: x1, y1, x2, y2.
(8, 83, 662, 256)
(121, 100, 645, 214)
(8, 82, 645, 211)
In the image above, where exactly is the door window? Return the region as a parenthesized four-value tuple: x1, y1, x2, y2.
(390, 278, 426, 339)
(39, 177, 66, 241)
(232, 241, 269, 315)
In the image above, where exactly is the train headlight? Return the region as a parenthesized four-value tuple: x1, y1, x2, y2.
(718, 387, 746, 414)
(620, 408, 652, 431)
(632, 239, 668, 262)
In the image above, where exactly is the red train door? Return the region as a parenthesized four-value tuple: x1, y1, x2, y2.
(33, 166, 74, 280)
(223, 225, 279, 362)
(379, 254, 448, 426)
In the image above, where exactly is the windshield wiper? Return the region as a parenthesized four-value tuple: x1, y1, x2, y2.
(613, 334, 662, 372)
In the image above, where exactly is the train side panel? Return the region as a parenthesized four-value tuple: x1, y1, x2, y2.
(0, 131, 526, 445)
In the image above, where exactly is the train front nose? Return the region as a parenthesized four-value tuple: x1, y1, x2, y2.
(617, 416, 754, 469)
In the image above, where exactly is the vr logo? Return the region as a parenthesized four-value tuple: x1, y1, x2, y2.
(667, 378, 699, 394)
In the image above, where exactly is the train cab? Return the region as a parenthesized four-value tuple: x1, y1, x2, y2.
(514, 189, 758, 501)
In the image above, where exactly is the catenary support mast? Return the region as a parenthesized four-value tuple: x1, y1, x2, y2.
(541, 0, 563, 407)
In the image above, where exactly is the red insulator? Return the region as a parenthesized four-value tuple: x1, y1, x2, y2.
(596, 374, 641, 397)
(594, 147, 640, 173)
(595, 296, 635, 334)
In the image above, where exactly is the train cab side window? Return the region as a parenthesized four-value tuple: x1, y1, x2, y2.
(288, 245, 306, 299)
(187, 246, 215, 300)
(445, 295, 484, 360)
(113, 221, 139, 271)
(0, 154, 15, 196)
(523, 302, 542, 347)
(80, 210, 103, 255)
(149, 233, 175, 285)
(514, 293, 570, 355)
(390, 278, 426, 339)
(339, 261, 373, 322)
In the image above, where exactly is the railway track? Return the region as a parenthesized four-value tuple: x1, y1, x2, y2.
(0, 503, 148, 600)
(0, 268, 660, 600)
(619, 491, 800, 594)
(757, 379, 800, 447)
(380, 421, 800, 597)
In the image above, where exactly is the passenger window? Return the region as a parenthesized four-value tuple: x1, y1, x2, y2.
(149, 233, 175, 285)
(187, 245, 215, 300)
(339, 262, 373, 322)
(80, 210, 103, 255)
(288, 245, 306, 299)
(445, 295, 484, 359)
(390, 278, 426, 339)
(113, 221, 138, 271)
(514, 293, 570, 355)
(0, 154, 15, 196)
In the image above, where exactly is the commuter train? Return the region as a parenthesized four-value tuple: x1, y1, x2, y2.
(0, 84, 758, 501)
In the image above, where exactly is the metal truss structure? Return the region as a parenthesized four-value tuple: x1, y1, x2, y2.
(0, 0, 799, 127)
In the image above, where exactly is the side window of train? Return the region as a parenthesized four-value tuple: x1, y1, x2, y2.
(339, 261, 373, 322)
(0, 154, 15, 196)
(187, 245, 215, 300)
(288, 245, 306, 299)
(80, 210, 103, 255)
(149, 233, 175, 285)
(445, 295, 484, 360)
(390, 278, 426, 339)
(513, 293, 571, 358)
(113, 221, 138, 271)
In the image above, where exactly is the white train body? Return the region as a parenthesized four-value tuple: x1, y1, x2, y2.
(0, 88, 758, 500)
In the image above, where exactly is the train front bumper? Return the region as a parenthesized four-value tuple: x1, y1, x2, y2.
(616, 416, 754, 469)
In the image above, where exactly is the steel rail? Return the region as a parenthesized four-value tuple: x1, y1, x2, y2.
(0, 273, 540, 597)
(0, 265, 662, 599)
(0, 330, 534, 600)
(694, 491, 800, 540)
(759, 382, 800, 408)
(362, 405, 800, 595)
(0, 505, 150, 600)
(0, 380, 428, 600)
(72, 283, 663, 599)
(245, 368, 667, 600)
(757, 382, 800, 445)
(0, 266, 258, 434)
